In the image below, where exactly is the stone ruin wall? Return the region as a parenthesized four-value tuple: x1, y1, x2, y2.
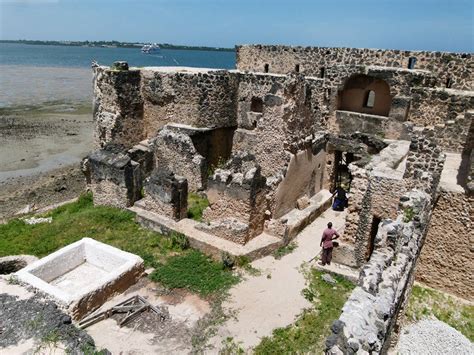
(236, 45, 473, 90)
(152, 127, 207, 192)
(327, 190, 434, 354)
(84, 49, 474, 355)
(409, 89, 474, 153)
(337, 132, 445, 268)
(140, 69, 239, 136)
(233, 73, 327, 178)
(93, 67, 144, 149)
(416, 190, 473, 300)
(90, 50, 473, 301)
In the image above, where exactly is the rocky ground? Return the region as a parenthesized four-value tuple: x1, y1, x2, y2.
(0, 274, 216, 354)
(0, 289, 99, 354)
(0, 164, 87, 222)
(396, 318, 473, 354)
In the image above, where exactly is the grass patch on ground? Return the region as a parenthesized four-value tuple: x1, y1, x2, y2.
(253, 269, 355, 354)
(0, 193, 239, 297)
(272, 242, 297, 259)
(0, 193, 179, 266)
(405, 283, 474, 341)
(187, 192, 209, 222)
(149, 250, 239, 296)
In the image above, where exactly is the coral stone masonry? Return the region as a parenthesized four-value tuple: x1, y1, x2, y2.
(85, 45, 473, 351)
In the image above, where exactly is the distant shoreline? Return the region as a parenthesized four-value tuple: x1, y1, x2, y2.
(0, 40, 235, 52)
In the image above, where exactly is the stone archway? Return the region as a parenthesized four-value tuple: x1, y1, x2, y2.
(338, 74, 392, 117)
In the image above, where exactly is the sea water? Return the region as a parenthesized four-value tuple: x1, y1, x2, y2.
(0, 43, 236, 107)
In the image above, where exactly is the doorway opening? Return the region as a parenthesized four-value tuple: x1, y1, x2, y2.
(366, 216, 381, 261)
(334, 151, 354, 191)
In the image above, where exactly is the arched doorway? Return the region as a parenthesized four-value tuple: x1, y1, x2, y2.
(338, 74, 391, 116)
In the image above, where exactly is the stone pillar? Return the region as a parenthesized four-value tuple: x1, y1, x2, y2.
(88, 147, 142, 208)
(141, 170, 188, 221)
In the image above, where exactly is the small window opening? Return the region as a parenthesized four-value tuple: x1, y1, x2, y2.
(408, 57, 417, 69)
(304, 85, 312, 103)
(365, 90, 375, 108)
(295, 64, 300, 73)
(250, 97, 263, 113)
(446, 77, 453, 88)
(264, 64, 269, 73)
(367, 216, 381, 261)
(320, 67, 325, 78)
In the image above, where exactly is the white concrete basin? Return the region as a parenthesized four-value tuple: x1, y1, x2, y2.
(16, 238, 144, 319)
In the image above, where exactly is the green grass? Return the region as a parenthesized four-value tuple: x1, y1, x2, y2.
(0, 193, 182, 266)
(403, 207, 415, 223)
(273, 242, 297, 259)
(253, 269, 355, 354)
(405, 284, 474, 341)
(149, 250, 239, 296)
(1, 193, 239, 297)
(187, 192, 209, 222)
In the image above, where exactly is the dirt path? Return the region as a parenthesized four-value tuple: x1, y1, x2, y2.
(209, 208, 347, 350)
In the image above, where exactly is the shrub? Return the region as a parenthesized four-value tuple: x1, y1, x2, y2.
(187, 193, 209, 222)
(221, 252, 235, 269)
(169, 231, 190, 250)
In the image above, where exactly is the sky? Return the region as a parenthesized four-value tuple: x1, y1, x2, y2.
(0, 0, 473, 52)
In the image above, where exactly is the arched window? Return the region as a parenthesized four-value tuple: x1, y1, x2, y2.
(338, 74, 391, 116)
(365, 90, 375, 108)
(295, 64, 300, 73)
(250, 97, 263, 113)
(264, 64, 269, 73)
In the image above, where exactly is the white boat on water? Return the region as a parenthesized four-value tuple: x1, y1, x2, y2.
(141, 43, 160, 54)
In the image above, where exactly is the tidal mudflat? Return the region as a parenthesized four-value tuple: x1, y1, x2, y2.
(0, 65, 94, 219)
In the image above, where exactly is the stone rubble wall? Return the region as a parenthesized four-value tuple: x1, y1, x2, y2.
(201, 154, 267, 243)
(335, 111, 411, 140)
(88, 147, 142, 208)
(140, 170, 188, 221)
(416, 190, 473, 299)
(409, 88, 474, 126)
(326, 65, 436, 97)
(93, 67, 144, 149)
(233, 73, 327, 178)
(236, 45, 473, 90)
(152, 127, 207, 192)
(409, 89, 474, 153)
(326, 190, 433, 354)
(337, 133, 444, 268)
(403, 131, 445, 198)
(140, 69, 239, 136)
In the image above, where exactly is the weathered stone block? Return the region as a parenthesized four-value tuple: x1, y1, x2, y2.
(141, 169, 188, 221)
(88, 147, 142, 208)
